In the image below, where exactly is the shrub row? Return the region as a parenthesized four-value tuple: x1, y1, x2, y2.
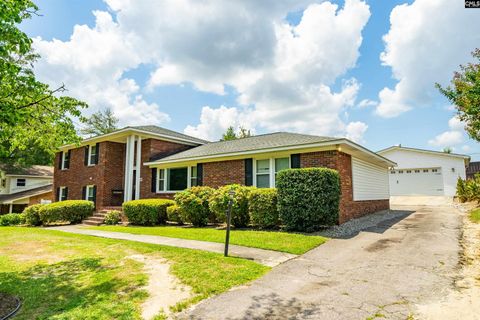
(123, 199, 175, 225)
(20, 200, 94, 226)
(457, 175, 480, 203)
(0, 213, 25, 226)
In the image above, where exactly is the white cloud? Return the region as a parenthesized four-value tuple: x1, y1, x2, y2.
(428, 115, 466, 148)
(33, 11, 169, 126)
(33, 0, 372, 141)
(358, 99, 377, 108)
(428, 131, 463, 147)
(376, 0, 480, 117)
(345, 121, 368, 143)
(183, 106, 253, 141)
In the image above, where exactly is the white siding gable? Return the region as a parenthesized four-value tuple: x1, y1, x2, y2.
(352, 157, 390, 201)
(379, 149, 467, 196)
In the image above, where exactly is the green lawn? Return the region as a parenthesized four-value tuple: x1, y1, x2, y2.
(469, 208, 480, 223)
(0, 227, 268, 319)
(85, 225, 327, 255)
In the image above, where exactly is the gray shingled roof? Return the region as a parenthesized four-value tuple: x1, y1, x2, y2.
(0, 165, 53, 177)
(154, 132, 338, 162)
(129, 125, 209, 144)
(0, 184, 52, 203)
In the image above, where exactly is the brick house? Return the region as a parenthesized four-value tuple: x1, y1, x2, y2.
(55, 126, 395, 224)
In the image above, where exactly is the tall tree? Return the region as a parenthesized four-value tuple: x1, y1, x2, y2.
(221, 126, 252, 141)
(80, 108, 119, 137)
(221, 126, 237, 141)
(436, 49, 480, 141)
(0, 0, 87, 166)
(443, 147, 452, 154)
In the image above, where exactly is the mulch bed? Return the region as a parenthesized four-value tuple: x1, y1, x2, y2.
(0, 293, 20, 319)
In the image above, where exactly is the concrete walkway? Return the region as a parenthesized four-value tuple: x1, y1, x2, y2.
(48, 225, 296, 267)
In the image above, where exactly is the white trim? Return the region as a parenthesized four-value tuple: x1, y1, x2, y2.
(58, 127, 205, 150)
(61, 151, 69, 170)
(378, 146, 470, 160)
(58, 186, 67, 201)
(156, 165, 197, 193)
(85, 185, 95, 201)
(145, 139, 396, 167)
(87, 145, 97, 166)
(253, 156, 291, 188)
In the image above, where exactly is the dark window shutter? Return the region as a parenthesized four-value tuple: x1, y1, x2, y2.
(56, 187, 60, 201)
(58, 152, 63, 169)
(92, 186, 97, 207)
(66, 150, 71, 169)
(84, 147, 89, 166)
(95, 143, 100, 164)
(82, 186, 87, 200)
(291, 154, 301, 168)
(65, 187, 68, 200)
(151, 168, 157, 193)
(245, 158, 253, 186)
(197, 163, 203, 186)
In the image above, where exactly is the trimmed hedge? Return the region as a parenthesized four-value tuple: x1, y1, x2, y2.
(0, 213, 25, 226)
(39, 200, 94, 224)
(277, 168, 340, 232)
(104, 210, 122, 225)
(174, 186, 214, 227)
(248, 188, 279, 229)
(166, 204, 184, 225)
(123, 199, 175, 225)
(209, 184, 254, 228)
(23, 204, 44, 226)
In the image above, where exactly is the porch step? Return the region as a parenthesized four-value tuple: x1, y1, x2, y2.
(81, 207, 123, 226)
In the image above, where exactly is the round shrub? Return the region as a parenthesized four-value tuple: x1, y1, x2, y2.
(174, 186, 214, 227)
(248, 188, 279, 229)
(39, 200, 94, 225)
(0, 213, 25, 226)
(123, 199, 175, 225)
(104, 210, 122, 225)
(23, 204, 44, 226)
(277, 168, 340, 232)
(209, 184, 254, 228)
(166, 204, 184, 225)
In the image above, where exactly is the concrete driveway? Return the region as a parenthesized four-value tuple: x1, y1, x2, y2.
(182, 200, 461, 319)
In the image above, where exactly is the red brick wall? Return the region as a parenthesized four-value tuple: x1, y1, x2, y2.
(54, 141, 125, 210)
(202, 160, 245, 188)
(140, 139, 192, 199)
(29, 191, 53, 205)
(300, 150, 389, 223)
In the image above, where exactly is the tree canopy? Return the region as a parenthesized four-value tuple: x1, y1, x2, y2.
(436, 49, 480, 142)
(0, 0, 87, 166)
(80, 108, 119, 137)
(221, 126, 252, 141)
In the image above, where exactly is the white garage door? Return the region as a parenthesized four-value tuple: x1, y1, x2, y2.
(389, 168, 444, 196)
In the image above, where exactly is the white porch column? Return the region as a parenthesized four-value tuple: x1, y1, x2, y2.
(124, 135, 135, 202)
(8, 203, 13, 213)
(135, 136, 142, 200)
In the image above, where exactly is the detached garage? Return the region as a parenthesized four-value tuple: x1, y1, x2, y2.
(378, 146, 470, 197)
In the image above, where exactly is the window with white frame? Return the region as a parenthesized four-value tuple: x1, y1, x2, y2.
(16, 178, 26, 187)
(85, 185, 95, 202)
(190, 166, 198, 187)
(255, 157, 290, 188)
(58, 186, 68, 201)
(61, 151, 70, 170)
(157, 166, 197, 192)
(88, 145, 97, 166)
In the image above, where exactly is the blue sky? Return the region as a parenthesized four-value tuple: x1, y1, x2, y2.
(22, 0, 479, 159)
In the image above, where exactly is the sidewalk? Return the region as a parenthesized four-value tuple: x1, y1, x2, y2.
(48, 225, 297, 267)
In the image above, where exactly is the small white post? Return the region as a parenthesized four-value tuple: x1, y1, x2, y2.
(126, 135, 135, 201)
(135, 136, 141, 200)
(9, 203, 13, 213)
(123, 136, 131, 202)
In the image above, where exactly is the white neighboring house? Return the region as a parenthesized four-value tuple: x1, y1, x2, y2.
(378, 146, 470, 197)
(0, 165, 53, 214)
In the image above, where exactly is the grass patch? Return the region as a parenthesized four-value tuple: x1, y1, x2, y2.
(86, 225, 327, 254)
(0, 227, 269, 319)
(469, 208, 480, 223)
